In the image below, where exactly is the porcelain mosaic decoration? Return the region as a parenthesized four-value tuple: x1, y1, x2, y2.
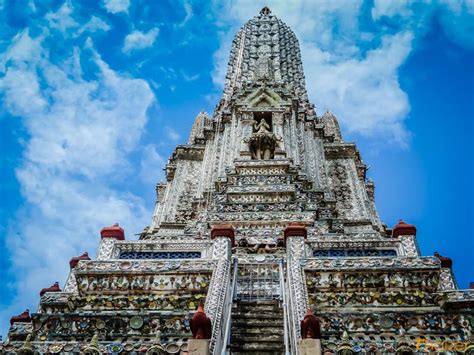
(2, 7, 473, 355)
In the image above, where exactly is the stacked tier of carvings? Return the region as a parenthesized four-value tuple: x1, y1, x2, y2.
(4, 7, 474, 354)
(4, 226, 220, 354)
(153, 119, 378, 247)
(5, 223, 474, 353)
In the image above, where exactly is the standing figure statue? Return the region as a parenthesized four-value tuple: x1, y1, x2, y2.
(249, 118, 276, 160)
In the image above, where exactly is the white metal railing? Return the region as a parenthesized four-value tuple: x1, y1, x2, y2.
(236, 262, 280, 301)
(279, 259, 291, 355)
(218, 258, 238, 355)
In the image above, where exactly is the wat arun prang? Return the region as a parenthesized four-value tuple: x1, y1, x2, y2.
(3, 7, 473, 355)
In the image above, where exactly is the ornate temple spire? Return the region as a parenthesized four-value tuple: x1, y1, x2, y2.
(222, 7, 309, 106)
(188, 111, 210, 144)
(321, 110, 342, 142)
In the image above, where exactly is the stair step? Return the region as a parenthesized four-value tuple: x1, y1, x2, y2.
(232, 313, 283, 320)
(231, 329, 283, 337)
(234, 300, 280, 307)
(232, 303, 282, 312)
(231, 335, 284, 343)
(230, 343, 285, 351)
(232, 319, 284, 327)
(230, 299, 284, 352)
(232, 327, 284, 336)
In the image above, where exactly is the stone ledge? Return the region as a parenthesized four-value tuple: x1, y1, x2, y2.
(303, 256, 441, 271)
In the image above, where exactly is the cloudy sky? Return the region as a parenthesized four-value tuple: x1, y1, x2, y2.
(0, 0, 473, 336)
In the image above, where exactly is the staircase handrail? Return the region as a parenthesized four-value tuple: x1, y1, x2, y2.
(286, 261, 299, 354)
(279, 259, 291, 355)
(220, 257, 238, 354)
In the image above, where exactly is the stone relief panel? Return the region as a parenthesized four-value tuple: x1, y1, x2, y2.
(75, 273, 211, 295)
(303, 256, 440, 271)
(399, 235, 420, 257)
(306, 269, 442, 308)
(97, 238, 115, 261)
(327, 160, 354, 217)
(438, 268, 456, 291)
(315, 311, 471, 335)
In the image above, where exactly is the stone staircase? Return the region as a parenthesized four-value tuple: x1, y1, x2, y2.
(229, 299, 285, 354)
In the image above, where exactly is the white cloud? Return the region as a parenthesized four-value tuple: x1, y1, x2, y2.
(140, 144, 166, 184)
(181, 70, 200, 82)
(0, 29, 155, 334)
(44, 3, 110, 37)
(45, 2, 79, 33)
(78, 16, 111, 34)
(372, 0, 474, 50)
(122, 28, 159, 54)
(178, 0, 193, 27)
(103, 0, 130, 14)
(164, 126, 181, 141)
(371, 0, 412, 21)
(302, 32, 413, 147)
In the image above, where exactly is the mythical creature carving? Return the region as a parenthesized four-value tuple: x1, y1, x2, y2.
(247, 118, 278, 160)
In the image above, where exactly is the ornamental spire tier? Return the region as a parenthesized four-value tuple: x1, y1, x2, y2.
(3, 7, 473, 355)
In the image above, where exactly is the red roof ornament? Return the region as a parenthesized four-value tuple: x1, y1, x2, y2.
(211, 224, 235, 246)
(10, 309, 31, 326)
(100, 223, 125, 240)
(434, 252, 453, 268)
(39, 282, 62, 297)
(190, 304, 212, 339)
(392, 220, 417, 238)
(301, 309, 321, 339)
(284, 223, 307, 243)
(69, 252, 91, 269)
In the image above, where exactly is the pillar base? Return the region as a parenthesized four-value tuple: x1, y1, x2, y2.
(298, 338, 321, 355)
(188, 339, 210, 355)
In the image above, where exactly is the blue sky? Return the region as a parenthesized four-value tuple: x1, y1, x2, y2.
(0, 0, 473, 337)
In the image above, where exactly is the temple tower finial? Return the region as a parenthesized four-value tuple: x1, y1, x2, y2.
(260, 6, 271, 16)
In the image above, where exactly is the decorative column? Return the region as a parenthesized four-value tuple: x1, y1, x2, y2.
(97, 223, 125, 260)
(434, 252, 457, 290)
(392, 220, 419, 257)
(205, 225, 234, 353)
(285, 224, 309, 342)
(273, 112, 287, 158)
(63, 252, 91, 292)
(240, 112, 254, 159)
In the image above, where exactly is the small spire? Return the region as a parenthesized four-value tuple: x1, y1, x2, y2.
(260, 6, 271, 16)
(19, 334, 33, 353)
(342, 330, 349, 340)
(322, 110, 336, 119)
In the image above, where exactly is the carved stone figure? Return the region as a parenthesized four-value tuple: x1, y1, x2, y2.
(254, 118, 271, 134)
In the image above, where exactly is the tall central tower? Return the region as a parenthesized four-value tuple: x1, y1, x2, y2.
(4, 7, 473, 355)
(150, 6, 380, 241)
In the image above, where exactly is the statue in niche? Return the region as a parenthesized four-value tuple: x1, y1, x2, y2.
(249, 118, 276, 160)
(254, 118, 271, 134)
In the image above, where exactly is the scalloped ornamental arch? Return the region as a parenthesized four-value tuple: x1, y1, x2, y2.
(247, 86, 284, 108)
